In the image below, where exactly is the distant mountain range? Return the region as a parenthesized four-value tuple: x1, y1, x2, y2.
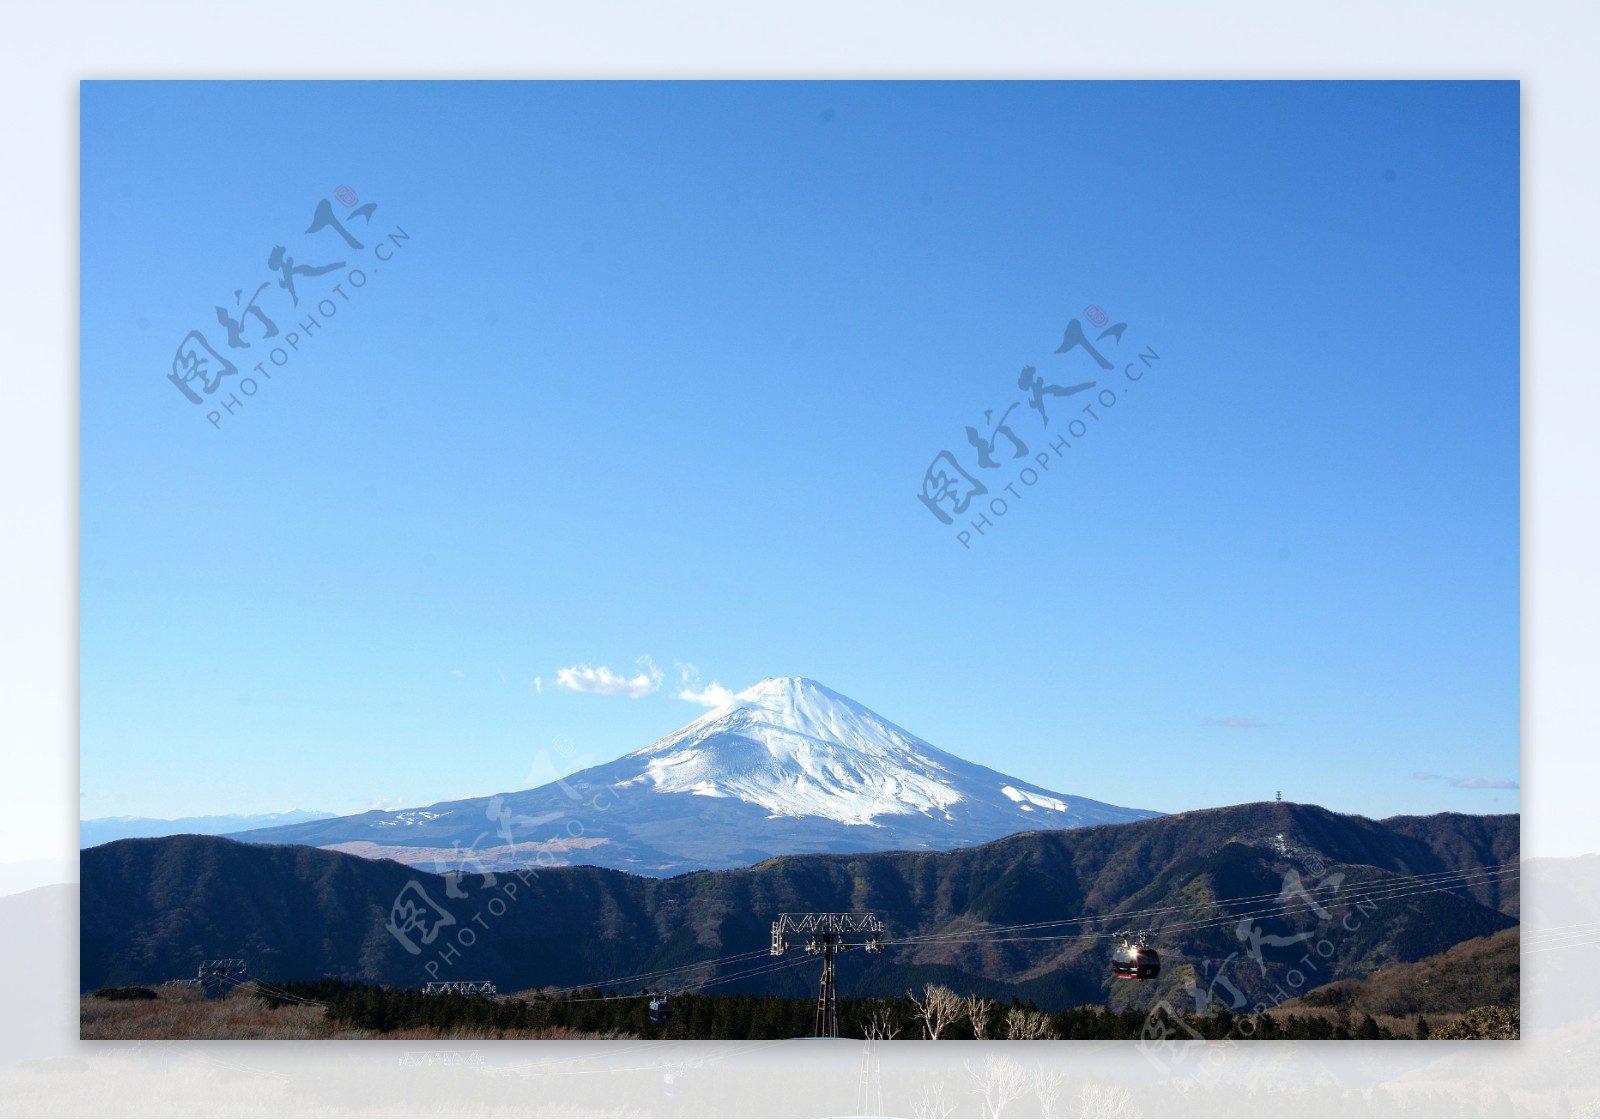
(83, 801, 1518, 1014)
(224, 677, 1160, 875)
(79, 810, 336, 849)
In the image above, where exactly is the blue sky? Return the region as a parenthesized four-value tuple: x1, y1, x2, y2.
(80, 80, 1519, 823)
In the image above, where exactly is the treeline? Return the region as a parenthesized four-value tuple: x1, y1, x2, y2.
(256, 979, 1423, 1040)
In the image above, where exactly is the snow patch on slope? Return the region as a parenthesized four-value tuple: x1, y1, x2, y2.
(1001, 785, 1070, 813)
(374, 810, 444, 828)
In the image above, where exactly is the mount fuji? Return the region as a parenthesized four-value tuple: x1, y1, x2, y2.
(225, 677, 1160, 875)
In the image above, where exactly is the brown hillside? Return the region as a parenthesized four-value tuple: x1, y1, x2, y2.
(1275, 926, 1518, 1036)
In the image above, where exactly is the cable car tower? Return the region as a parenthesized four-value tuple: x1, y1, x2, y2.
(771, 912, 884, 1038)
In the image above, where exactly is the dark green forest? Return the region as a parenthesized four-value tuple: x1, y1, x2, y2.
(258, 978, 1419, 1041)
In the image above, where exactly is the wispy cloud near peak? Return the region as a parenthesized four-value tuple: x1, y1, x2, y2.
(554, 656, 663, 699)
(676, 662, 736, 708)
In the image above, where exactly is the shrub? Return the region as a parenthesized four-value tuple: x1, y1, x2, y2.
(92, 986, 159, 1001)
(1428, 1005, 1519, 1040)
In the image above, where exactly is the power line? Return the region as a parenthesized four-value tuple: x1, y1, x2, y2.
(380, 861, 1524, 1013)
(542, 948, 774, 998)
(248, 979, 330, 1008)
(879, 864, 1521, 951)
(498, 951, 818, 1004)
(881, 860, 1521, 949)
(881, 861, 1520, 947)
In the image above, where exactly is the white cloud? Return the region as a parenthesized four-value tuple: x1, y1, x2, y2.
(676, 663, 737, 708)
(532, 675, 543, 694)
(450, 669, 465, 679)
(1451, 775, 1519, 790)
(1412, 771, 1518, 790)
(554, 656, 663, 699)
(684, 682, 736, 708)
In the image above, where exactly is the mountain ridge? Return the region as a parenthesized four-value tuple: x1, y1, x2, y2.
(86, 801, 1518, 1014)
(80, 810, 335, 849)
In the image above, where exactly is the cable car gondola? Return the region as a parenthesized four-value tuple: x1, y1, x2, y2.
(647, 995, 673, 1023)
(1110, 931, 1161, 981)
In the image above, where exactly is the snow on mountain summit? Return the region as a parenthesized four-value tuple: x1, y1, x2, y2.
(619, 676, 1030, 825)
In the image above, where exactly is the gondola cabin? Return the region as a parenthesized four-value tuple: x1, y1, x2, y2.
(648, 996, 673, 1023)
(1111, 938, 1161, 981)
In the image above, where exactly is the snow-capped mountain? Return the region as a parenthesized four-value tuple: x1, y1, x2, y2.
(618, 678, 1122, 825)
(226, 677, 1159, 875)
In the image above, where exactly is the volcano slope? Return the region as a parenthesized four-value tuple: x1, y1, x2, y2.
(223, 677, 1159, 875)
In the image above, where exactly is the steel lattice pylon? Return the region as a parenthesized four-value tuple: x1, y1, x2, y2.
(422, 980, 498, 996)
(770, 913, 884, 1038)
(197, 958, 248, 1000)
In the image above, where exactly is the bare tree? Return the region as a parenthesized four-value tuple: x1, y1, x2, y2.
(965, 994, 996, 1040)
(911, 1080, 955, 1119)
(909, 983, 964, 1040)
(1077, 1081, 1137, 1118)
(966, 1054, 1029, 1119)
(865, 1006, 901, 1041)
(1033, 1066, 1063, 1118)
(1005, 1008, 1059, 1041)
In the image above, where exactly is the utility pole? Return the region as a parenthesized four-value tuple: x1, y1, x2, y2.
(770, 913, 884, 1038)
(197, 958, 248, 1000)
